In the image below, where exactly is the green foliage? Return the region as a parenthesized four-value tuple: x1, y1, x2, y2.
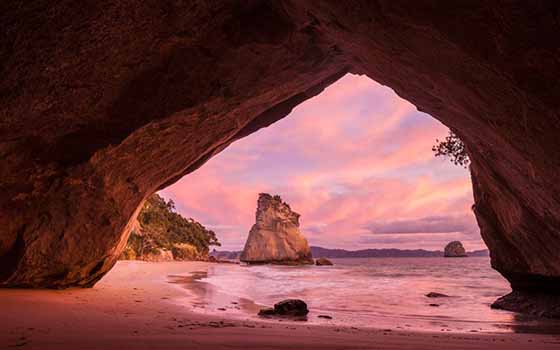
(120, 246, 136, 260)
(171, 243, 201, 261)
(124, 194, 220, 259)
(432, 131, 470, 168)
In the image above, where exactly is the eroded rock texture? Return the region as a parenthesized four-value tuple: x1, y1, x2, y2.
(491, 291, 560, 319)
(0, 1, 559, 309)
(444, 241, 467, 258)
(240, 194, 313, 265)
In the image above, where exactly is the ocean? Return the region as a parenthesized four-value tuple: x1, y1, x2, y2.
(176, 257, 560, 334)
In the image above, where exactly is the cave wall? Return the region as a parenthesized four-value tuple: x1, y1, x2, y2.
(1, 0, 559, 290)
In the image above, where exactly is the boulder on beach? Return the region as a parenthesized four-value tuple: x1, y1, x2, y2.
(444, 241, 468, 257)
(258, 299, 309, 317)
(315, 257, 333, 266)
(258, 307, 276, 316)
(240, 193, 313, 265)
(426, 292, 450, 298)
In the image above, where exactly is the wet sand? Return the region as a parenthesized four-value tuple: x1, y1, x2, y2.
(1, 261, 559, 350)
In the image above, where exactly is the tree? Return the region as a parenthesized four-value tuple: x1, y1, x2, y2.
(432, 131, 469, 168)
(123, 194, 221, 260)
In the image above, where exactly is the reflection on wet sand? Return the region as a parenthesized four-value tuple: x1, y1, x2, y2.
(168, 272, 264, 317)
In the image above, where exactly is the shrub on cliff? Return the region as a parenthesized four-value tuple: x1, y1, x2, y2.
(432, 131, 469, 168)
(123, 194, 220, 260)
(172, 243, 203, 260)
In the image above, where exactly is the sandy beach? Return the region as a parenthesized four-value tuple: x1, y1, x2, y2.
(1, 261, 559, 350)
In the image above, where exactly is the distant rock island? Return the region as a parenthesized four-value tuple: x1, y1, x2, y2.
(239, 193, 313, 265)
(444, 241, 468, 257)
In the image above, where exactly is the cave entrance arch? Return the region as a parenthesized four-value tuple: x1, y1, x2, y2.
(1, 2, 559, 315)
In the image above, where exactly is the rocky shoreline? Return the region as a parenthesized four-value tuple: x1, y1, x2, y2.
(491, 291, 560, 319)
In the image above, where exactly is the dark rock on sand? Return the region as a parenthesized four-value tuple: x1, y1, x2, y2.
(274, 299, 309, 316)
(444, 241, 467, 257)
(258, 307, 276, 316)
(429, 304, 440, 307)
(258, 299, 309, 317)
(315, 257, 333, 266)
(426, 292, 450, 298)
(318, 315, 333, 319)
(491, 291, 560, 319)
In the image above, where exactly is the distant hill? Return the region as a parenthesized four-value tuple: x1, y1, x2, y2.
(469, 249, 490, 257)
(210, 246, 489, 260)
(311, 246, 489, 258)
(311, 246, 441, 258)
(210, 249, 241, 260)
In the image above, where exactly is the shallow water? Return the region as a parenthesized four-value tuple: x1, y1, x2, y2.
(172, 257, 560, 334)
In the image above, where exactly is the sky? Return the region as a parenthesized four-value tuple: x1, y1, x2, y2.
(160, 74, 484, 252)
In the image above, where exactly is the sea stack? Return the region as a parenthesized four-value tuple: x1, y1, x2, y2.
(444, 241, 468, 257)
(240, 193, 313, 265)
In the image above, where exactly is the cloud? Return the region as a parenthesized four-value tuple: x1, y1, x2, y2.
(356, 231, 483, 251)
(364, 215, 474, 234)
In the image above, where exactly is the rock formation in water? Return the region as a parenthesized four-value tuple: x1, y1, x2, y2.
(444, 241, 468, 257)
(240, 194, 313, 265)
(1, 1, 560, 316)
(315, 257, 333, 266)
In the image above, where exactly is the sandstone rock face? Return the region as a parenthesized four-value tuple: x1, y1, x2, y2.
(444, 241, 468, 258)
(240, 194, 313, 265)
(0, 1, 559, 310)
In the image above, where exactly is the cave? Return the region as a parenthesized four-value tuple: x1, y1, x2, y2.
(1, 1, 559, 316)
